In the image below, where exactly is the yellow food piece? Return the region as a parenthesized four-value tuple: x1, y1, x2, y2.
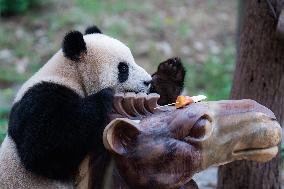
(175, 96, 193, 109)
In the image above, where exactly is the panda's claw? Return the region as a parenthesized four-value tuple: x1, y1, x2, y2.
(91, 88, 114, 115)
(150, 57, 185, 105)
(157, 57, 185, 83)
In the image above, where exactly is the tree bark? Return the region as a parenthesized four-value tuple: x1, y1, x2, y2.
(237, 0, 246, 53)
(217, 0, 284, 188)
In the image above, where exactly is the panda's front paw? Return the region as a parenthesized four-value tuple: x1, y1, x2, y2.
(94, 88, 114, 114)
(85, 88, 114, 115)
(157, 57, 185, 83)
(150, 57, 186, 105)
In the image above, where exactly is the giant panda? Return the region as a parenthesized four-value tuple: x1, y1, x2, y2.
(0, 26, 185, 189)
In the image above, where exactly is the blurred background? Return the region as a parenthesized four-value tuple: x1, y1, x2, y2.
(0, 0, 238, 188)
(0, 0, 237, 142)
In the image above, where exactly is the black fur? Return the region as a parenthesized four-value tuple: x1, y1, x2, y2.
(8, 82, 113, 181)
(150, 57, 185, 105)
(85, 25, 102, 35)
(118, 62, 129, 83)
(62, 31, 87, 61)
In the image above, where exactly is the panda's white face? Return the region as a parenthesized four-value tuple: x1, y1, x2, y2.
(79, 34, 152, 94)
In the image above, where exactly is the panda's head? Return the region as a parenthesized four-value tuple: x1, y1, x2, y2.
(62, 26, 152, 94)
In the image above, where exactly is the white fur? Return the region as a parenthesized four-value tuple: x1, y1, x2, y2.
(15, 33, 151, 102)
(14, 51, 85, 103)
(79, 34, 151, 95)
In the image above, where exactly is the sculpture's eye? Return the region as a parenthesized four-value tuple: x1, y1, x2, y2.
(184, 115, 212, 142)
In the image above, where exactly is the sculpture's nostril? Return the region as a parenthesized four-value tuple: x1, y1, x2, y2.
(143, 80, 151, 86)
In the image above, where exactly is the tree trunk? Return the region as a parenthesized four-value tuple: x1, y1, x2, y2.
(237, 0, 246, 53)
(217, 0, 284, 188)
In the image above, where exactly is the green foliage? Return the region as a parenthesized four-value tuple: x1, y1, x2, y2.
(0, 107, 8, 143)
(75, 0, 127, 14)
(0, 69, 29, 83)
(0, 88, 13, 142)
(0, 119, 8, 142)
(177, 24, 192, 39)
(0, 0, 43, 14)
(185, 44, 235, 100)
(74, 0, 144, 14)
(106, 21, 129, 39)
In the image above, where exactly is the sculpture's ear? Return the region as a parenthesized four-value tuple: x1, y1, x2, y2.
(103, 118, 141, 155)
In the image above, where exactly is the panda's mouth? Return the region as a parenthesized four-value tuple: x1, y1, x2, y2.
(123, 89, 141, 94)
(116, 85, 150, 94)
(120, 88, 149, 94)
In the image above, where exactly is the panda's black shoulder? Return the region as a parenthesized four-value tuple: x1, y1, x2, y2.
(9, 82, 81, 119)
(8, 81, 111, 180)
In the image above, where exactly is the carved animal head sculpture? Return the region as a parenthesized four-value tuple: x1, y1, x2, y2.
(103, 99, 282, 189)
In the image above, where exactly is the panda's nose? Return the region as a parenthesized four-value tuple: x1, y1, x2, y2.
(143, 80, 152, 87)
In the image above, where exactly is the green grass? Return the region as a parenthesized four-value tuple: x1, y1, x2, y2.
(106, 21, 129, 39)
(0, 116, 8, 142)
(177, 24, 192, 39)
(0, 107, 9, 143)
(0, 0, 44, 14)
(184, 43, 235, 100)
(0, 88, 12, 142)
(74, 0, 145, 14)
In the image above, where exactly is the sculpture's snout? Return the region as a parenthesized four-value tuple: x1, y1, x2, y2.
(232, 118, 281, 162)
(230, 100, 281, 158)
(220, 100, 281, 162)
(200, 99, 282, 169)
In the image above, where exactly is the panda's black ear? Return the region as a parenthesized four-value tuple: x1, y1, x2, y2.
(85, 25, 102, 35)
(62, 31, 87, 61)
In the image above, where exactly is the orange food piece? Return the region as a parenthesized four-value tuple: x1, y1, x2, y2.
(175, 96, 193, 109)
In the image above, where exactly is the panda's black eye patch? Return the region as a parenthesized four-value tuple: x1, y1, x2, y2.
(118, 62, 129, 83)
